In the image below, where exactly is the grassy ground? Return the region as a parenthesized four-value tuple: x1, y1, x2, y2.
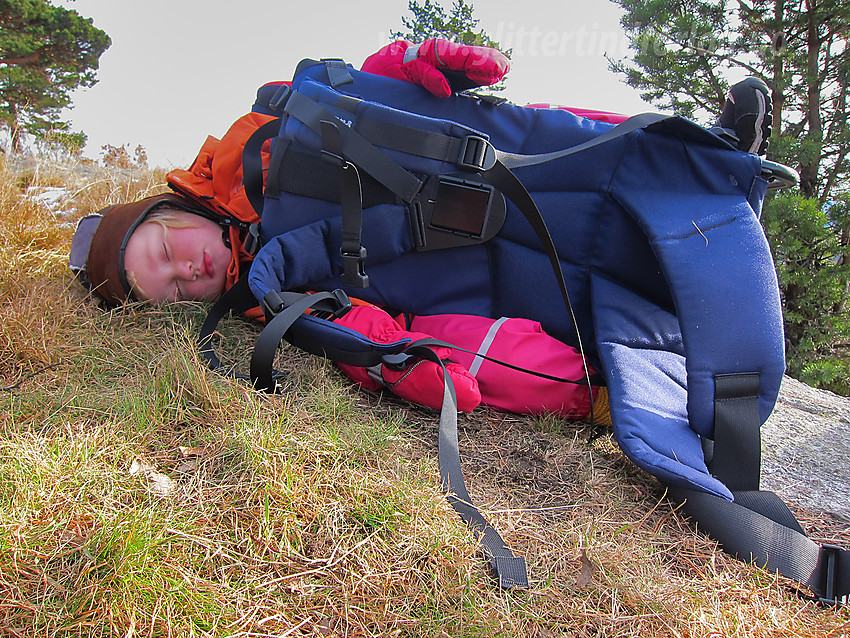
(0, 151, 848, 637)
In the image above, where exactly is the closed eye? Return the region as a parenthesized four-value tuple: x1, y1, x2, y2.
(162, 242, 171, 262)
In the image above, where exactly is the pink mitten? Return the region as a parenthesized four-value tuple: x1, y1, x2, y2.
(361, 39, 510, 98)
(333, 304, 481, 412)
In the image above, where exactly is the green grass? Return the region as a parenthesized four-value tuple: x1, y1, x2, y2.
(0, 151, 848, 636)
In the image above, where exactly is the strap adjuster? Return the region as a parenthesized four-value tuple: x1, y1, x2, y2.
(458, 135, 496, 171)
(262, 289, 352, 321)
(817, 544, 847, 607)
(262, 289, 287, 317)
(243, 223, 262, 255)
(310, 288, 352, 320)
(269, 84, 292, 112)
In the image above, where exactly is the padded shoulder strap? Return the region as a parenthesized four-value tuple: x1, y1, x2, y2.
(592, 125, 847, 604)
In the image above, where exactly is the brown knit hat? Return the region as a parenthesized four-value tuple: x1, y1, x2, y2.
(69, 193, 212, 305)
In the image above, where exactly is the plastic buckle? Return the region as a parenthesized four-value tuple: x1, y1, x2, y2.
(817, 544, 847, 608)
(262, 289, 287, 318)
(243, 223, 262, 255)
(381, 352, 414, 371)
(340, 246, 369, 288)
(327, 289, 352, 319)
(263, 289, 352, 322)
(269, 84, 292, 112)
(458, 135, 496, 171)
(310, 288, 353, 320)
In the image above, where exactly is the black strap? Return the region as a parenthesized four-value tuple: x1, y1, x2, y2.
(320, 120, 369, 288)
(710, 373, 762, 491)
(386, 340, 529, 589)
(263, 137, 290, 201)
(197, 275, 259, 381)
(496, 113, 671, 168)
(242, 117, 285, 219)
(244, 298, 530, 587)
(670, 487, 849, 605)
(250, 290, 356, 392)
(240, 285, 529, 587)
(355, 117, 495, 169)
(353, 111, 671, 172)
(671, 376, 848, 606)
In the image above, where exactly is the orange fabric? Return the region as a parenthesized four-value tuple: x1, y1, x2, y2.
(166, 109, 281, 302)
(166, 111, 277, 224)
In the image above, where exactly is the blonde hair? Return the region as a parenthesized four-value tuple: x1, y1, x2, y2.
(143, 206, 203, 233)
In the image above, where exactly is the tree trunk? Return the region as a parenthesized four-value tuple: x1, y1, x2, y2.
(799, 0, 823, 199)
(770, 0, 786, 162)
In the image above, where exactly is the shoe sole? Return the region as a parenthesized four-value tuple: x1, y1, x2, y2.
(749, 89, 768, 154)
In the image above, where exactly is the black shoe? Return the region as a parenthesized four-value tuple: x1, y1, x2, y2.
(716, 77, 772, 155)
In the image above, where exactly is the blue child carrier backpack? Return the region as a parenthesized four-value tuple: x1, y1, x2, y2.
(195, 58, 847, 602)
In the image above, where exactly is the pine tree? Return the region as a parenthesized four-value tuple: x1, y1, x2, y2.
(0, 0, 111, 151)
(610, 0, 850, 393)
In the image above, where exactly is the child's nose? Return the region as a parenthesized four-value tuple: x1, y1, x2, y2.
(180, 259, 197, 279)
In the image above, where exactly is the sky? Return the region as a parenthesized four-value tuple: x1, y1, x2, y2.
(57, 0, 657, 168)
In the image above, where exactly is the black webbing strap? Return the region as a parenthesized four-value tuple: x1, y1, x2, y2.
(245, 305, 529, 587)
(284, 91, 423, 202)
(242, 117, 286, 218)
(198, 275, 259, 381)
(199, 276, 366, 392)
(670, 372, 848, 606)
(401, 341, 529, 589)
(320, 120, 369, 288)
(354, 117, 494, 169)
(352, 111, 671, 172)
(263, 137, 290, 201)
(250, 289, 356, 393)
(670, 486, 849, 605)
(495, 112, 671, 168)
(239, 287, 528, 587)
(710, 373, 762, 491)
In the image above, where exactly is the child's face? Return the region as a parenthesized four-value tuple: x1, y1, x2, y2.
(123, 211, 232, 302)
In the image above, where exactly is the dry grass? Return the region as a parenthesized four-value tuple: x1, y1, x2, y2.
(0, 150, 848, 637)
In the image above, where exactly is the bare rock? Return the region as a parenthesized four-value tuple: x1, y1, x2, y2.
(761, 376, 850, 520)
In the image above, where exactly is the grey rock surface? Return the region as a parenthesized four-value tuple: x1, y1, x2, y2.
(760, 375, 850, 520)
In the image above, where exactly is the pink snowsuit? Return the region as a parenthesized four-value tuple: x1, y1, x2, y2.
(332, 303, 599, 418)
